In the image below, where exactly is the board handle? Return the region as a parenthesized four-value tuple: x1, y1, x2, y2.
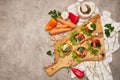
(44, 62, 63, 76)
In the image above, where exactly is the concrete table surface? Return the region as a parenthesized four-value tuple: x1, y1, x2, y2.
(0, 0, 120, 80)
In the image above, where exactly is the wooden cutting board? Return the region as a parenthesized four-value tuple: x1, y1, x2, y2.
(44, 14, 106, 76)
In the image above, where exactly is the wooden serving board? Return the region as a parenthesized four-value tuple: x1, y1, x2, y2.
(44, 14, 106, 76)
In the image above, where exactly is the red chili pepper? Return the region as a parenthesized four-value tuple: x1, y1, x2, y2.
(72, 68, 84, 78)
(69, 12, 79, 24)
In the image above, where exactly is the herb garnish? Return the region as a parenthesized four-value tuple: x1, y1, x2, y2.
(88, 44, 98, 56)
(90, 23, 96, 29)
(63, 47, 71, 52)
(57, 44, 64, 57)
(47, 50, 52, 56)
(72, 51, 82, 62)
(81, 25, 92, 36)
(104, 24, 114, 37)
(70, 30, 79, 45)
(78, 47, 85, 53)
(48, 10, 61, 18)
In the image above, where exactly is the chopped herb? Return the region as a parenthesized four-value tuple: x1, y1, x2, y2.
(91, 42, 101, 48)
(72, 51, 77, 59)
(48, 10, 61, 18)
(81, 25, 92, 36)
(63, 47, 71, 52)
(76, 37, 82, 43)
(79, 47, 85, 53)
(70, 30, 78, 45)
(96, 43, 101, 47)
(90, 23, 96, 29)
(104, 23, 114, 37)
(47, 50, 52, 56)
(72, 51, 82, 62)
(88, 45, 98, 56)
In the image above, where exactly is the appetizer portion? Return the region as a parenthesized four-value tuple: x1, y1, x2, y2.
(57, 43, 72, 57)
(44, 14, 105, 76)
(81, 22, 96, 36)
(70, 30, 85, 45)
(76, 47, 87, 58)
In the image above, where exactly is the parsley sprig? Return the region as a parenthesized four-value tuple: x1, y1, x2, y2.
(104, 24, 114, 37)
(48, 10, 61, 18)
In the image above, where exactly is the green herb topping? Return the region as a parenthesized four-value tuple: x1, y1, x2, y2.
(63, 47, 71, 52)
(70, 30, 79, 45)
(104, 23, 114, 37)
(88, 44, 98, 56)
(78, 47, 85, 53)
(48, 10, 61, 18)
(81, 25, 92, 36)
(72, 51, 82, 62)
(90, 23, 96, 29)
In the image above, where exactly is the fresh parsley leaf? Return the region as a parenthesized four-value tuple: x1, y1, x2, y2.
(47, 50, 52, 56)
(76, 37, 82, 43)
(90, 23, 96, 29)
(104, 24, 114, 37)
(78, 47, 85, 53)
(105, 24, 114, 32)
(48, 10, 61, 18)
(105, 29, 110, 37)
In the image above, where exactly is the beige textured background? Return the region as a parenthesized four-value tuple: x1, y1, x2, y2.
(0, 0, 120, 80)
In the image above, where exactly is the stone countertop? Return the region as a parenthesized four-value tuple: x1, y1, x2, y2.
(0, 0, 120, 80)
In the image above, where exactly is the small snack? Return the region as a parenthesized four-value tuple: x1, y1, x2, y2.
(76, 47, 87, 58)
